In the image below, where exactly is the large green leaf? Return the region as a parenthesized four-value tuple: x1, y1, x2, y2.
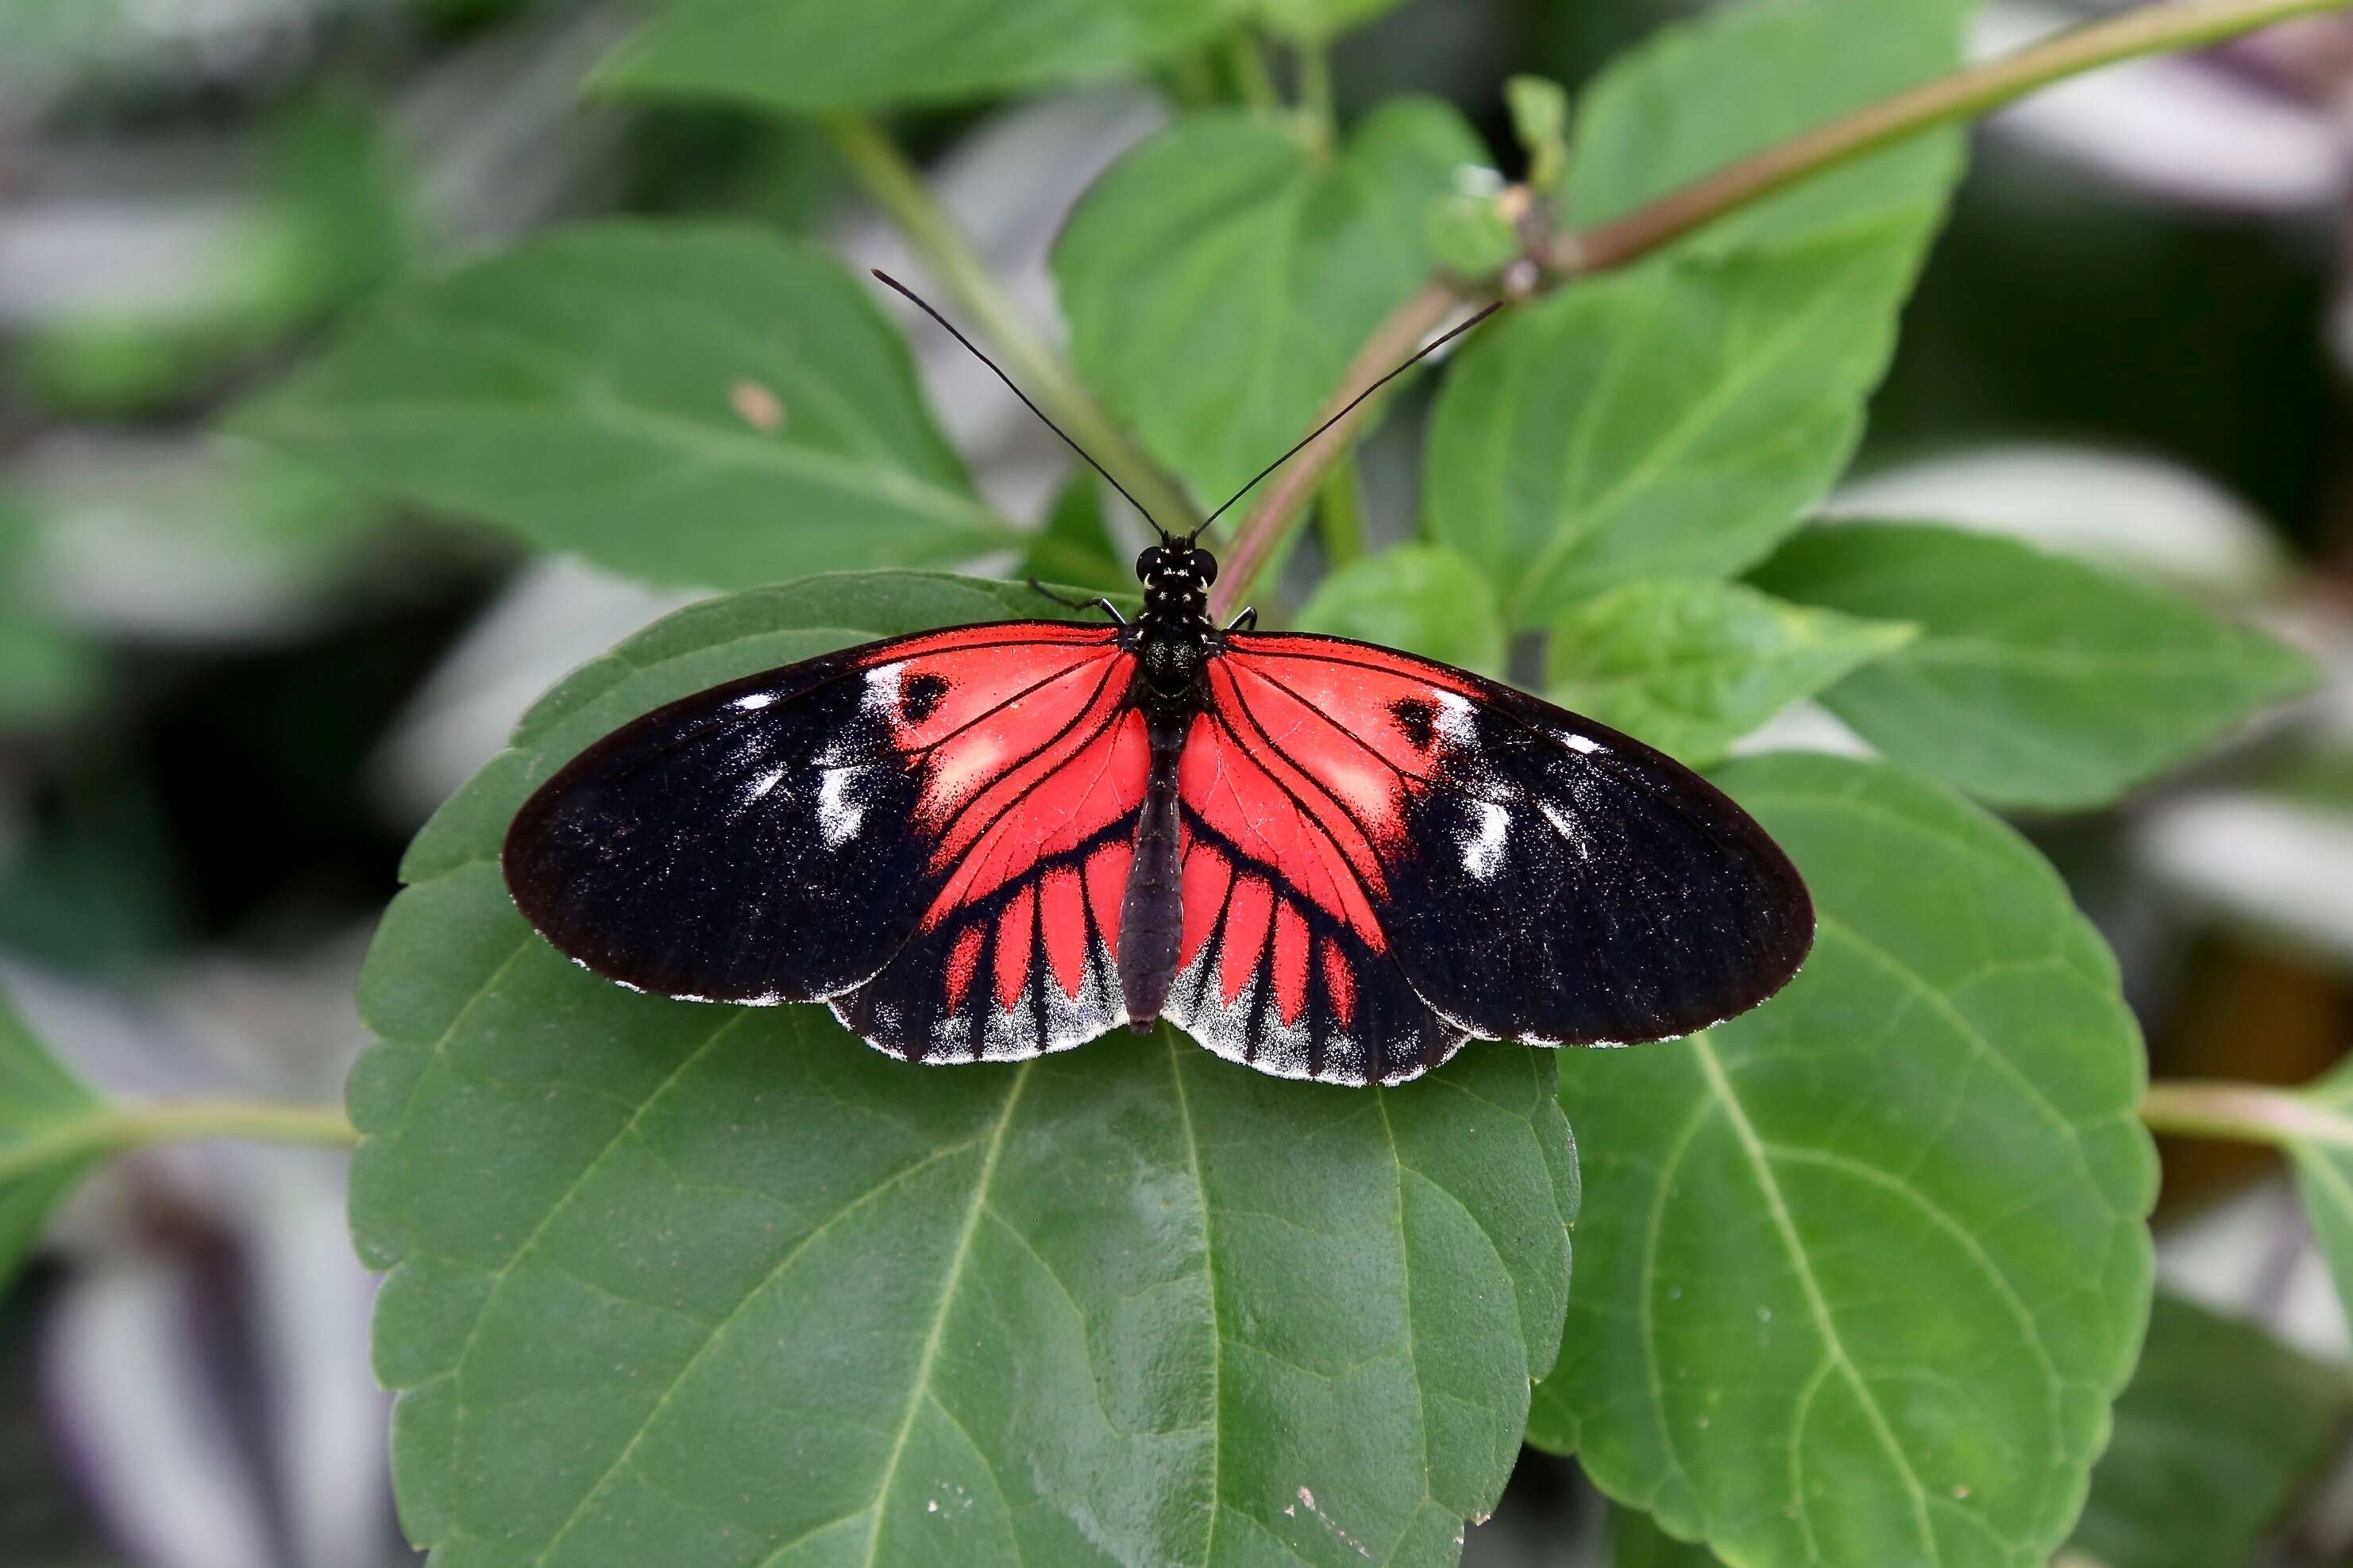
(1294, 545, 1504, 675)
(1545, 579, 1914, 765)
(1055, 101, 1484, 507)
(235, 225, 1013, 592)
(597, 0, 1233, 114)
(0, 989, 104, 1283)
(356, 569, 1580, 1568)
(1423, 0, 1972, 625)
(1752, 524, 2317, 810)
(2067, 1294, 2350, 1568)
(1531, 753, 2156, 1568)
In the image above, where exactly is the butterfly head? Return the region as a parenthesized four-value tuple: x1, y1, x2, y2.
(1135, 542, 1217, 627)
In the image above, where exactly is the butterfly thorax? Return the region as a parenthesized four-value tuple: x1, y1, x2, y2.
(1126, 543, 1219, 726)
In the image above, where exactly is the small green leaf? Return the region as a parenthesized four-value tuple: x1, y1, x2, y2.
(1533, 753, 2157, 1568)
(0, 991, 103, 1282)
(2068, 1294, 2351, 1568)
(357, 568, 1580, 1567)
(1294, 545, 1504, 674)
(1056, 100, 1485, 505)
(597, 0, 1232, 114)
(1545, 579, 1914, 765)
(1424, 0, 1971, 625)
(1753, 523, 2319, 810)
(234, 223, 1013, 592)
(1505, 75, 1569, 195)
(1016, 474, 1133, 598)
(1425, 192, 1520, 281)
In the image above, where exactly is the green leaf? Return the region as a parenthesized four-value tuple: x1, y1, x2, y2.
(1505, 75, 1569, 195)
(234, 223, 1013, 592)
(0, 990, 103, 1282)
(1294, 545, 1503, 674)
(1531, 753, 2157, 1568)
(2068, 1293, 2351, 1568)
(1752, 523, 2318, 811)
(1056, 100, 1485, 505)
(1422, 0, 1972, 625)
(357, 568, 1580, 1567)
(1545, 579, 1914, 765)
(1614, 1504, 1725, 1567)
(1016, 474, 1134, 598)
(597, 0, 1233, 114)
(1426, 192, 1520, 282)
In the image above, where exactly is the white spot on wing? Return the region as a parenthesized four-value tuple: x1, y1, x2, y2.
(1563, 731, 1603, 754)
(744, 767, 786, 803)
(1433, 689, 1476, 745)
(861, 664, 903, 715)
(1462, 799, 1509, 880)
(817, 765, 865, 847)
(1537, 797, 1591, 861)
(731, 692, 774, 711)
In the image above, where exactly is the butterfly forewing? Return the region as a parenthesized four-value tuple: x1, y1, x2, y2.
(503, 621, 1140, 1046)
(1156, 631, 1814, 1085)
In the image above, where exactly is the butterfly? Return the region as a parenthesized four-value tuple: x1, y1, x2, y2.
(501, 276, 1814, 1087)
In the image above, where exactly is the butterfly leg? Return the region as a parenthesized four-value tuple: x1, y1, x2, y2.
(1026, 578, 1130, 625)
(1224, 607, 1258, 632)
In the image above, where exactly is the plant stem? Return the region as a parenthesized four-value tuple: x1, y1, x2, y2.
(1297, 40, 1337, 153)
(1209, 281, 1460, 621)
(1225, 30, 1281, 114)
(0, 1101, 358, 1185)
(821, 115, 1198, 534)
(2140, 1080, 2353, 1153)
(1551, 0, 2352, 275)
(1314, 454, 1366, 570)
(1208, 0, 2351, 611)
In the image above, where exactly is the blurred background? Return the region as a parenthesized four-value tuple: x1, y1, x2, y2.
(2, 0, 2351, 1562)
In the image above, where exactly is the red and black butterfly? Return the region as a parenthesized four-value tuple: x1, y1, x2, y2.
(501, 278, 1813, 1087)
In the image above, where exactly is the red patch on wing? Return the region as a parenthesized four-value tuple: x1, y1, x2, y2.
(1321, 940, 1356, 1028)
(1040, 868, 1090, 1000)
(1178, 699, 1384, 955)
(993, 884, 1036, 1011)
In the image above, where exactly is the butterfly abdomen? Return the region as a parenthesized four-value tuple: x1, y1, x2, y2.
(1118, 716, 1188, 1027)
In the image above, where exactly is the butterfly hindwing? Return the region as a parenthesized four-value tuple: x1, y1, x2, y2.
(1178, 630, 1813, 1079)
(503, 622, 1142, 1056)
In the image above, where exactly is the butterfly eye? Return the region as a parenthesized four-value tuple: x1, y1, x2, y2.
(1136, 546, 1165, 579)
(1191, 550, 1217, 587)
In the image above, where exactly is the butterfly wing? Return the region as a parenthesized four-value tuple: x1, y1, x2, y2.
(1163, 630, 1813, 1085)
(503, 620, 1148, 1061)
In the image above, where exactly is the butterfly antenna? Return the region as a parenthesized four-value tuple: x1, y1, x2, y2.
(870, 269, 1173, 543)
(1185, 299, 1503, 544)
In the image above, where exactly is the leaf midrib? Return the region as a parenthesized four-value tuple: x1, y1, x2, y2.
(1690, 1032, 1940, 1558)
(858, 1061, 1034, 1568)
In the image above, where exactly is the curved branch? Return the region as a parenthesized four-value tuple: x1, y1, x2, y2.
(1209, 0, 2351, 611)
